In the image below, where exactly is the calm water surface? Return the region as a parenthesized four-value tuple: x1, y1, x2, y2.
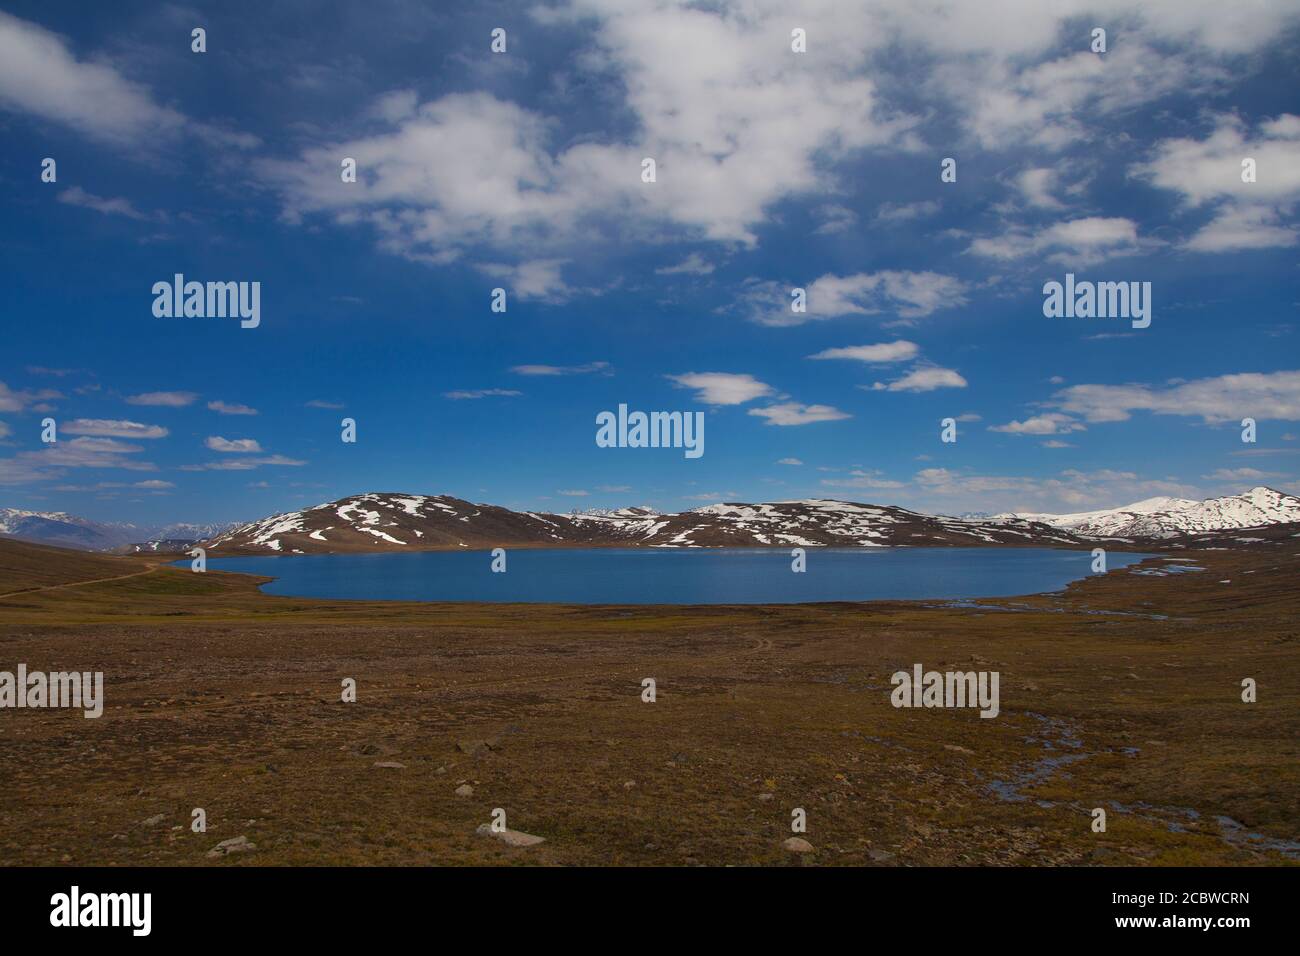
(195, 547, 1157, 605)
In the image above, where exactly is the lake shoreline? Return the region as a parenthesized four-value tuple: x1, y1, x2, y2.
(187, 545, 1162, 606)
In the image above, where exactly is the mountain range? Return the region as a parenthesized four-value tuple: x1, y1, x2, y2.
(997, 486, 1300, 538)
(5, 487, 1297, 555)
(0, 509, 236, 553)
(202, 486, 1300, 555)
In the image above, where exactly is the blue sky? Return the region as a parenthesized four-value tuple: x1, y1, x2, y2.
(1, 0, 1298, 527)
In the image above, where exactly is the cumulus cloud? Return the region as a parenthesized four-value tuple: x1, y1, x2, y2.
(0, 11, 256, 149)
(808, 341, 920, 363)
(63, 419, 168, 439)
(208, 400, 258, 416)
(667, 372, 772, 406)
(988, 413, 1085, 435)
(205, 437, 264, 453)
(967, 217, 1142, 266)
(1134, 113, 1300, 252)
(1052, 371, 1300, 423)
(867, 367, 968, 392)
(748, 402, 851, 426)
(1015, 168, 1065, 209)
(739, 272, 968, 327)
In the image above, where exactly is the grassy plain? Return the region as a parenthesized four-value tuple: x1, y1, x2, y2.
(0, 538, 1295, 866)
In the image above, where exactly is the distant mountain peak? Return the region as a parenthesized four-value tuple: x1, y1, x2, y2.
(1002, 486, 1300, 539)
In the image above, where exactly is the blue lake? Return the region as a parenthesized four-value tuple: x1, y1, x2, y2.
(195, 547, 1157, 605)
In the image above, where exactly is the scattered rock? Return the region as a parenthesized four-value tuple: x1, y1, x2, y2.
(868, 848, 895, 862)
(141, 813, 167, 827)
(206, 835, 256, 858)
(758, 793, 774, 802)
(455, 784, 474, 797)
(783, 837, 814, 854)
(457, 738, 498, 757)
(372, 761, 406, 769)
(475, 824, 544, 847)
(623, 780, 636, 790)
(943, 744, 974, 755)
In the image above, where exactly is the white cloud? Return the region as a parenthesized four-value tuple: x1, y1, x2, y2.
(1202, 467, 1281, 481)
(480, 259, 574, 302)
(1135, 113, 1300, 252)
(205, 437, 264, 453)
(868, 367, 968, 393)
(967, 217, 1141, 266)
(808, 341, 920, 363)
(875, 200, 941, 222)
(0, 381, 61, 413)
(0, 436, 155, 483)
(510, 362, 610, 376)
(126, 391, 198, 408)
(64, 419, 168, 439)
(900, 466, 1201, 515)
(1184, 204, 1297, 252)
(57, 187, 148, 220)
(667, 372, 772, 406)
(741, 272, 967, 327)
(814, 204, 857, 235)
(656, 253, 714, 276)
(989, 413, 1085, 435)
(777, 457, 803, 466)
(0, 11, 255, 150)
(182, 455, 306, 472)
(208, 400, 258, 416)
(748, 402, 850, 426)
(0, 11, 184, 144)
(1052, 371, 1300, 424)
(821, 468, 905, 489)
(1015, 168, 1064, 209)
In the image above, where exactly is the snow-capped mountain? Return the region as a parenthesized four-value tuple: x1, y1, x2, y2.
(0, 508, 147, 551)
(0, 509, 238, 552)
(205, 492, 1090, 554)
(1000, 487, 1300, 539)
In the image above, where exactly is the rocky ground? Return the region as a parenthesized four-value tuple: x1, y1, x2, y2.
(0, 538, 1295, 866)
